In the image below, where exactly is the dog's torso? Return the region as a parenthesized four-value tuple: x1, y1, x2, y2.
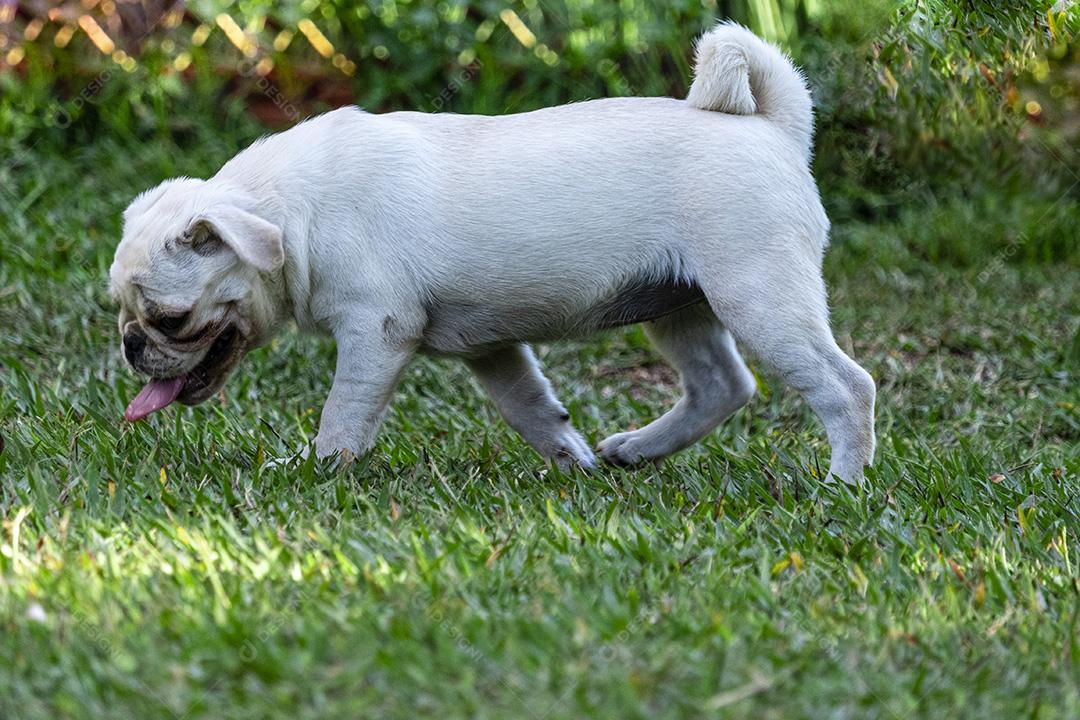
(214, 97, 825, 355)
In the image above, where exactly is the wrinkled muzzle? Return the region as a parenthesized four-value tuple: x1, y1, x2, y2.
(122, 324, 245, 421)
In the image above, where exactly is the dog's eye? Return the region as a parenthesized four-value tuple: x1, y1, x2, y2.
(157, 313, 189, 334)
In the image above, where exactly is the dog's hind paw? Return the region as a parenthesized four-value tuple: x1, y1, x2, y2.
(546, 426, 597, 472)
(596, 430, 658, 468)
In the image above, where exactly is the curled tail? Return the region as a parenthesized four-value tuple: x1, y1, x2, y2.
(687, 22, 814, 158)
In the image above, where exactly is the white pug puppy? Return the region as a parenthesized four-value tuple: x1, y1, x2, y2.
(109, 23, 876, 481)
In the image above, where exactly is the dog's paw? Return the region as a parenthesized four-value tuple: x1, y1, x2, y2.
(825, 463, 868, 487)
(596, 430, 656, 468)
(547, 426, 597, 472)
(314, 430, 373, 466)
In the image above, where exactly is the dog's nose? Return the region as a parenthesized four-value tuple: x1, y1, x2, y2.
(123, 331, 146, 364)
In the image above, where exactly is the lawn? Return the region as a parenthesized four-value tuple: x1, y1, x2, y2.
(1, 110, 1079, 719)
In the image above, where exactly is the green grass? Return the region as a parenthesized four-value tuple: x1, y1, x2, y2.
(1, 124, 1078, 720)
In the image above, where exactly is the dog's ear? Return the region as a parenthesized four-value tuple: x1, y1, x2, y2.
(186, 205, 284, 273)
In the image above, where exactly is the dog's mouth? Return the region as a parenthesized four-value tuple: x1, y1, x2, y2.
(124, 326, 244, 422)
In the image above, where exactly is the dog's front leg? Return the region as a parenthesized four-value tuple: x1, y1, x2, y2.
(314, 318, 416, 461)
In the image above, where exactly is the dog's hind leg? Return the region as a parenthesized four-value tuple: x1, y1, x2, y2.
(597, 304, 757, 466)
(695, 247, 876, 483)
(467, 344, 596, 471)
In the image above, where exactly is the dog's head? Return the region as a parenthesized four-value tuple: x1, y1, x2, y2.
(109, 178, 285, 421)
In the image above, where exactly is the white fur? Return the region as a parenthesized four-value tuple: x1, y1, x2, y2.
(110, 24, 876, 481)
(688, 21, 815, 159)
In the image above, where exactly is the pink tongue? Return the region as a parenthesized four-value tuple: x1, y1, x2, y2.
(124, 376, 187, 422)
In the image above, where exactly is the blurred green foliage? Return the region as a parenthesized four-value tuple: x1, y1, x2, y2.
(0, 0, 1077, 232)
(843, 1, 1080, 210)
(0, 1, 840, 129)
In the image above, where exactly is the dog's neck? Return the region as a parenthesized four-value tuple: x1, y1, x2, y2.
(209, 113, 380, 336)
(272, 212, 316, 333)
(205, 176, 318, 335)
